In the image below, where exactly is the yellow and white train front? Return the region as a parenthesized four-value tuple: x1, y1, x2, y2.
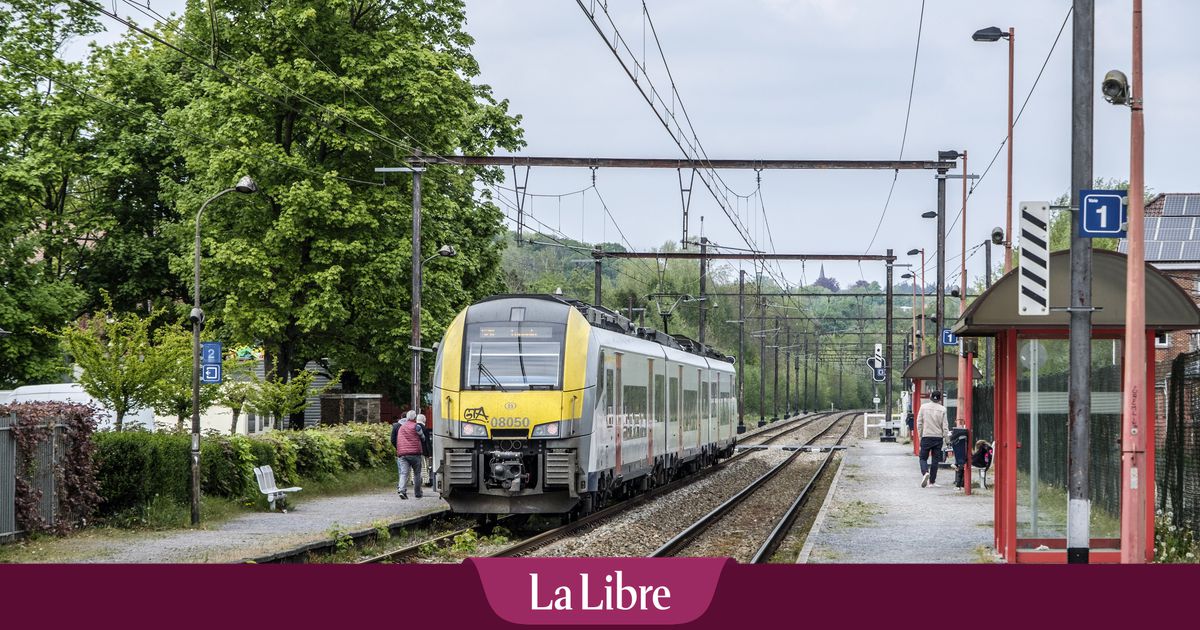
(432, 296, 593, 514)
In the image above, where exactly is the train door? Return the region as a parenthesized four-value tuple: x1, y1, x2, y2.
(614, 352, 623, 474)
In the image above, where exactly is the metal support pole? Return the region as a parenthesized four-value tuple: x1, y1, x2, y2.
(936, 170, 947, 396)
(985, 242, 993, 384)
(784, 328, 791, 417)
(699, 237, 708, 345)
(1069, 0, 1095, 565)
(814, 335, 821, 410)
(1121, 0, 1147, 564)
(772, 317, 780, 421)
(920, 250, 927, 354)
(737, 270, 746, 433)
(593, 247, 602, 306)
(885, 249, 895, 440)
(759, 297, 767, 426)
(1004, 28, 1016, 273)
(803, 337, 810, 411)
(411, 170, 423, 412)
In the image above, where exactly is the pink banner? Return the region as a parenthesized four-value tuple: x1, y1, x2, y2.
(470, 557, 729, 625)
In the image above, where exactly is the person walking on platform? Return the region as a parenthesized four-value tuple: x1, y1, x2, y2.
(415, 414, 434, 489)
(950, 418, 970, 491)
(918, 390, 949, 488)
(391, 412, 424, 499)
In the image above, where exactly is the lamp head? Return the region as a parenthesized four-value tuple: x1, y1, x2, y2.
(1102, 69, 1130, 105)
(921, 211, 938, 219)
(901, 273, 913, 279)
(972, 26, 1007, 42)
(437, 244, 457, 258)
(938, 150, 962, 161)
(235, 176, 258, 194)
(907, 248, 922, 256)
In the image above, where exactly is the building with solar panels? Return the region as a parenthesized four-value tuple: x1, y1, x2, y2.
(1118, 192, 1200, 363)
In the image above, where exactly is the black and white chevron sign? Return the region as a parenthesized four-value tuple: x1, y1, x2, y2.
(1019, 201, 1050, 316)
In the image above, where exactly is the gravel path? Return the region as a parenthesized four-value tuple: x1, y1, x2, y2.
(801, 436, 995, 563)
(61, 490, 449, 563)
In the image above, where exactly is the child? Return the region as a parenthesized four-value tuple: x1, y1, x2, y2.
(950, 419, 970, 490)
(974, 439, 993, 475)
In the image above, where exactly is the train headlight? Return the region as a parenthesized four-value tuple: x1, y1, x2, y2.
(460, 421, 487, 438)
(530, 422, 561, 438)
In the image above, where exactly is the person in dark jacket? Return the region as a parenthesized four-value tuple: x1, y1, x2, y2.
(950, 418, 970, 490)
(391, 412, 424, 499)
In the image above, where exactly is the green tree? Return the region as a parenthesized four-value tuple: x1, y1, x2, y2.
(146, 325, 224, 430)
(105, 0, 526, 403)
(0, 1, 97, 385)
(55, 299, 163, 430)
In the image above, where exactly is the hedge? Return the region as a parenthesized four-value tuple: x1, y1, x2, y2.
(90, 422, 394, 518)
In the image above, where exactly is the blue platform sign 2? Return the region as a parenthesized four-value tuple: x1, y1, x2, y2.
(1080, 189, 1128, 238)
(201, 341, 222, 365)
(941, 329, 958, 346)
(201, 364, 222, 384)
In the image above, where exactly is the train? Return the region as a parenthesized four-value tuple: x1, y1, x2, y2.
(431, 294, 738, 516)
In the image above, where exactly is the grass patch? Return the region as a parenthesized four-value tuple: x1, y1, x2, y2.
(294, 466, 397, 500)
(1015, 472, 1120, 538)
(972, 544, 999, 563)
(832, 500, 883, 529)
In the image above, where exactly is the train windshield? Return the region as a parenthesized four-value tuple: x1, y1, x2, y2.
(463, 321, 565, 390)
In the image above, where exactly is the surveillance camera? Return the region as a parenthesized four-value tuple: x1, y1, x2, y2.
(1102, 69, 1129, 105)
(188, 307, 205, 325)
(991, 227, 1005, 246)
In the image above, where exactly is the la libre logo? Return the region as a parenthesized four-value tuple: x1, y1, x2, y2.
(529, 570, 672, 612)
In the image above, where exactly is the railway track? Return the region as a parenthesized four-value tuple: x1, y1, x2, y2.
(490, 411, 844, 558)
(649, 411, 859, 561)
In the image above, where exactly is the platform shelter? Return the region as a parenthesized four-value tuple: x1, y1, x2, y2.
(901, 352, 982, 456)
(952, 250, 1200, 563)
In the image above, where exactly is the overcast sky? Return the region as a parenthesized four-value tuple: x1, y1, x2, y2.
(72, 1, 1200, 287)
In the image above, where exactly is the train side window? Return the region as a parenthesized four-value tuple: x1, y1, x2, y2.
(655, 374, 666, 423)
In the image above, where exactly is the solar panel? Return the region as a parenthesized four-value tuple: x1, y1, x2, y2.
(1187, 194, 1200, 216)
(1158, 228, 1191, 241)
(1159, 216, 1193, 230)
(1183, 242, 1200, 260)
(1145, 241, 1162, 260)
(1164, 196, 1187, 215)
(1159, 241, 1184, 261)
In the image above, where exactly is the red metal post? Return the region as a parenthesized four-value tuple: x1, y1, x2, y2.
(958, 151, 970, 477)
(994, 334, 1005, 553)
(1120, 0, 1146, 564)
(1145, 332, 1156, 562)
(1004, 29, 1015, 273)
(1004, 331, 1018, 561)
(964, 349, 974, 495)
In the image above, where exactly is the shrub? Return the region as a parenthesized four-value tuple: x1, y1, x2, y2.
(1155, 510, 1199, 563)
(249, 431, 299, 485)
(1, 402, 102, 534)
(320, 423, 392, 470)
(93, 430, 190, 515)
(200, 434, 255, 499)
(283, 430, 344, 480)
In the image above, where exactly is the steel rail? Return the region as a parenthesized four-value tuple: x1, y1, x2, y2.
(489, 412, 835, 558)
(749, 413, 860, 563)
(649, 411, 857, 558)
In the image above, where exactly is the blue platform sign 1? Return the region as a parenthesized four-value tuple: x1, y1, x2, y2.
(941, 329, 958, 346)
(201, 364, 222, 384)
(201, 341, 222, 365)
(1080, 189, 1128, 238)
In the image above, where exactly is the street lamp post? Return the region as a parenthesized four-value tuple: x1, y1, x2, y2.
(973, 26, 1015, 272)
(907, 248, 926, 353)
(191, 175, 257, 526)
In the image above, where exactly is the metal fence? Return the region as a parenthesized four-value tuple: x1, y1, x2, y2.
(0, 413, 65, 540)
(1160, 351, 1200, 533)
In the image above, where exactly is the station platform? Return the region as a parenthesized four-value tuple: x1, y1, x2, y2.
(6, 488, 447, 563)
(799, 436, 997, 563)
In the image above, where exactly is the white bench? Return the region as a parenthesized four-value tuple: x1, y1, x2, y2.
(253, 465, 302, 511)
